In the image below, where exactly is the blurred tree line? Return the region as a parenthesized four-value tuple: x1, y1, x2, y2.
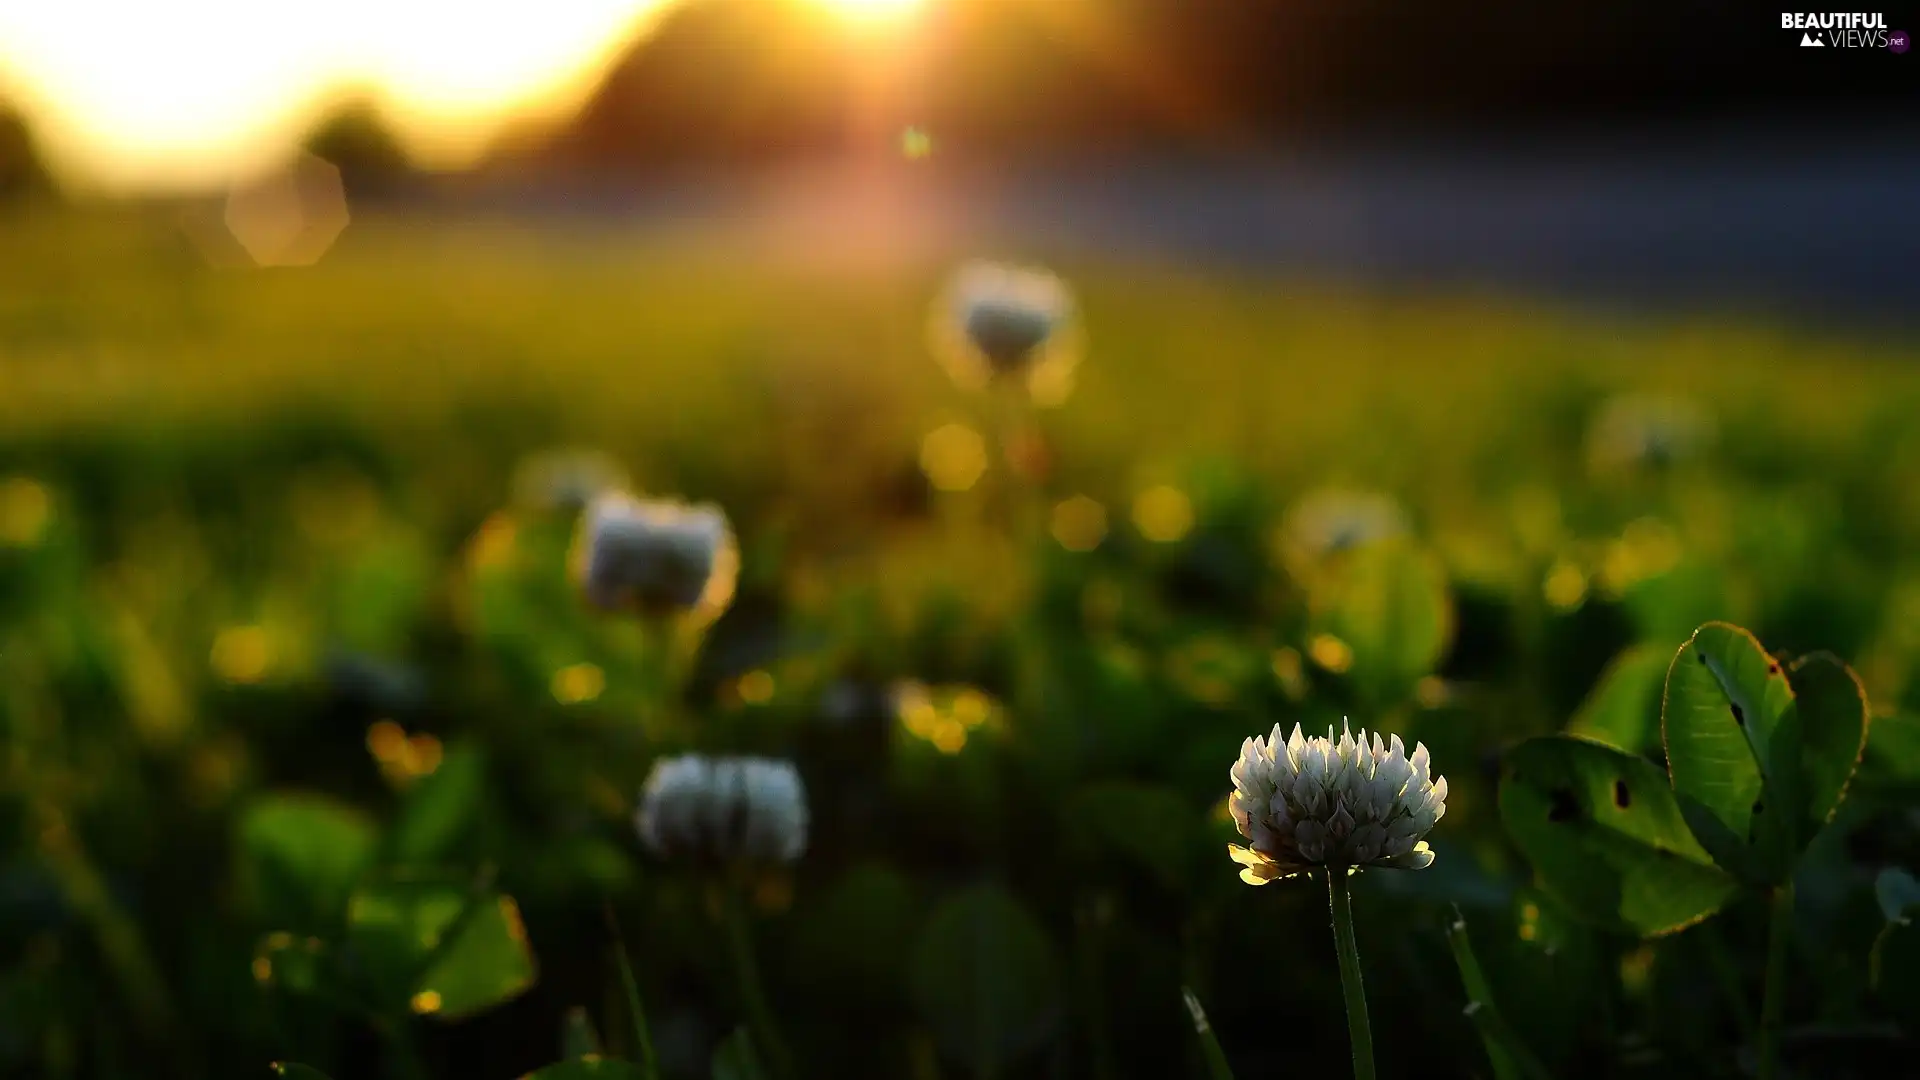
(513, 0, 1919, 172)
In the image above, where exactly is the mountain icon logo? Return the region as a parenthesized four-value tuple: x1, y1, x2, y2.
(1800, 32, 1824, 46)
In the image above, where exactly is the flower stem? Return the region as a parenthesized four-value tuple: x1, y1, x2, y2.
(1757, 881, 1794, 1080)
(1327, 870, 1377, 1080)
(721, 887, 795, 1080)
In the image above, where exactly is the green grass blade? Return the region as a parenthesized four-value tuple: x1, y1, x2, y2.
(1179, 986, 1236, 1080)
(603, 903, 660, 1080)
(1444, 907, 1554, 1080)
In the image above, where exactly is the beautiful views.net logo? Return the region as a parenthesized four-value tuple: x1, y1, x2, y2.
(1781, 12, 1908, 49)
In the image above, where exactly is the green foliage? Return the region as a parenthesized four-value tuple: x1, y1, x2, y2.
(710, 1029, 770, 1080)
(1661, 623, 1802, 882)
(1661, 624, 1870, 885)
(1565, 643, 1671, 754)
(1444, 907, 1554, 1080)
(1179, 986, 1236, 1080)
(4, 215, 1920, 1079)
(524, 1058, 653, 1080)
(238, 795, 379, 933)
(344, 874, 537, 1020)
(1309, 538, 1454, 706)
(1499, 735, 1738, 936)
(1062, 782, 1202, 893)
(908, 885, 1063, 1073)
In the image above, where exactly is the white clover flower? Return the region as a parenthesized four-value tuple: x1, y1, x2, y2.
(1227, 719, 1446, 884)
(1282, 489, 1408, 561)
(512, 448, 630, 512)
(1585, 394, 1715, 473)
(636, 754, 809, 867)
(932, 260, 1082, 404)
(571, 491, 739, 625)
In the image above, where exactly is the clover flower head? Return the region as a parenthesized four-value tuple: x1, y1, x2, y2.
(572, 491, 739, 625)
(1586, 394, 1715, 473)
(1228, 719, 1446, 884)
(1283, 489, 1408, 560)
(636, 754, 809, 867)
(932, 260, 1081, 403)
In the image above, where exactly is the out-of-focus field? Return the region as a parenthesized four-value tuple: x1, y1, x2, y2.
(4, 209, 1920, 1080)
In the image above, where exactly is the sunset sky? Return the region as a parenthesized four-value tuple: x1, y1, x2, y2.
(0, 0, 925, 193)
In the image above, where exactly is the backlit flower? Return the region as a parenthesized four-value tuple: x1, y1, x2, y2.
(932, 260, 1081, 403)
(1227, 719, 1446, 884)
(572, 491, 738, 625)
(636, 754, 809, 867)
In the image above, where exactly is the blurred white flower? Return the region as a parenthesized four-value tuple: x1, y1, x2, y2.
(1586, 394, 1715, 473)
(1282, 490, 1408, 560)
(636, 754, 809, 867)
(932, 260, 1082, 404)
(512, 449, 630, 512)
(572, 491, 739, 625)
(1228, 719, 1446, 884)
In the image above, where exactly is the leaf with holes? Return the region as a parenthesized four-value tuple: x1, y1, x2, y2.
(1565, 643, 1672, 754)
(1660, 622, 1798, 883)
(1500, 735, 1737, 937)
(1785, 653, 1870, 832)
(345, 875, 536, 1020)
(908, 884, 1063, 1074)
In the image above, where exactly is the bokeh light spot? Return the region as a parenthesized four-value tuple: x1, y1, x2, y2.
(1132, 485, 1193, 543)
(1543, 559, 1589, 611)
(920, 423, 988, 493)
(738, 669, 775, 705)
(211, 625, 273, 684)
(0, 477, 52, 546)
(900, 125, 932, 160)
(1307, 633, 1354, 675)
(224, 152, 350, 268)
(931, 718, 968, 754)
(1051, 495, 1107, 552)
(410, 990, 443, 1015)
(551, 662, 606, 705)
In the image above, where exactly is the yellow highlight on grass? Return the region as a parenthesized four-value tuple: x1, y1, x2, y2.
(551, 662, 605, 704)
(0, 477, 51, 546)
(1132, 485, 1193, 543)
(211, 625, 272, 684)
(920, 423, 988, 493)
(1050, 495, 1107, 552)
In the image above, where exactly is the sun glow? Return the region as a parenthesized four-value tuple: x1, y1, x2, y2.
(817, 0, 927, 21)
(0, 0, 670, 192)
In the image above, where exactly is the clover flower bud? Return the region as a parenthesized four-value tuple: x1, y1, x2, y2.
(1227, 719, 1446, 884)
(636, 754, 809, 867)
(932, 260, 1081, 403)
(572, 491, 739, 625)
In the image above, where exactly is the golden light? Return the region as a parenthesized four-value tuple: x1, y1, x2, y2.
(815, 0, 926, 23)
(0, 0, 669, 191)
